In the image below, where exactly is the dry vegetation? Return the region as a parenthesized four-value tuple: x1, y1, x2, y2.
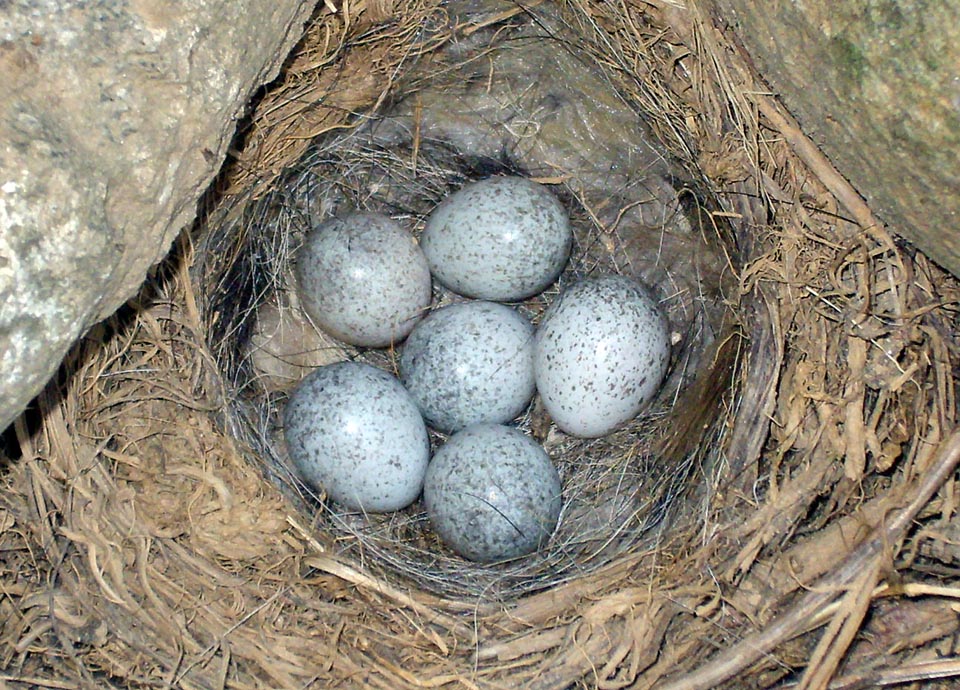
(2, 1, 960, 688)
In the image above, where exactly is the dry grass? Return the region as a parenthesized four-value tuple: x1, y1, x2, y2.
(2, 0, 960, 688)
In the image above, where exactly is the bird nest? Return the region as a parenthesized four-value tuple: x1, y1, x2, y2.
(3, 1, 960, 688)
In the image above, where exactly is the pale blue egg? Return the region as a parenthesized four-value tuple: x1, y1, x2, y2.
(534, 275, 670, 437)
(399, 301, 535, 433)
(296, 212, 432, 347)
(421, 176, 572, 301)
(424, 423, 562, 562)
(283, 361, 430, 512)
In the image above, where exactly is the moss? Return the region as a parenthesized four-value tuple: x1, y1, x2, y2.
(867, 0, 907, 31)
(829, 34, 867, 86)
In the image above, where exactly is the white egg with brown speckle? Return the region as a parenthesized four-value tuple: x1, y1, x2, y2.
(296, 212, 432, 347)
(399, 301, 536, 433)
(534, 275, 670, 438)
(283, 361, 430, 512)
(421, 176, 572, 301)
(424, 423, 562, 562)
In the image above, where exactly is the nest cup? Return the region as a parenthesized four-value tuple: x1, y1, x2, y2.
(3, 1, 960, 688)
(202, 0, 732, 600)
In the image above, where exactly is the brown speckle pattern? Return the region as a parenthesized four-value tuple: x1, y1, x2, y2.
(423, 423, 562, 562)
(399, 301, 536, 433)
(283, 361, 430, 512)
(296, 212, 432, 347)
(420, 176, 572, 301)
(533, 275, 670, 437)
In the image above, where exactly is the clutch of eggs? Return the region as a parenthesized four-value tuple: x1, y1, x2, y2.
(279, 176, 676, 564)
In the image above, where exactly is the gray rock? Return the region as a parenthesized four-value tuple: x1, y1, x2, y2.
(0, 0, 313, 431)
(711, 0, 960, 275)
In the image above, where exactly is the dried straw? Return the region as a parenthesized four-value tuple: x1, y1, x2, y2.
(2, 0, 959, 688)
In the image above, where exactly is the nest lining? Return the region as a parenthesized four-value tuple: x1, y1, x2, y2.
(2, 0, 960, 688)
(206, 127, 729, 599)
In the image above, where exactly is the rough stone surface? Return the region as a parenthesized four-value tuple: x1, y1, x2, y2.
(0, 0, 313, 431)
(711, 0, 960, 275)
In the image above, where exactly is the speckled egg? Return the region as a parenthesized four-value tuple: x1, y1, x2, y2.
(420, 176, 572, 301)
(296, 212, 432, 347)
(399, 301, 536, 433)
(283, 361, 430, 512)
(423, 423, 562, 562)
(534, 275, 670, 438)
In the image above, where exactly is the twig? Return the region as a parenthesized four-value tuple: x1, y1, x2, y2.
(795, 554, 881, 690)
(657, 425, 960, 690)
(304, 554, 476, 640)
(753, 96, 883, 236)
(0, 676, 79, 690)
(777, 656, 960, 689)
(830, 657, 960, 689)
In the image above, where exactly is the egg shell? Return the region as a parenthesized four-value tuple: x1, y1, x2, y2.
(534, 275, 670, 438)
(399, 301, 536, 433)
(423, 423, 562, 562)
(296, 212, 432, 347)
(283, 361, 430, 512)
(420, 176, 572, 301)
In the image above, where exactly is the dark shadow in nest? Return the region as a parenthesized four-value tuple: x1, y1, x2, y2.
(190, 110, 742, 601)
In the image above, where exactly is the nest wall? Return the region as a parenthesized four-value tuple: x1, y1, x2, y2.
(2, 1, 960, 689)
